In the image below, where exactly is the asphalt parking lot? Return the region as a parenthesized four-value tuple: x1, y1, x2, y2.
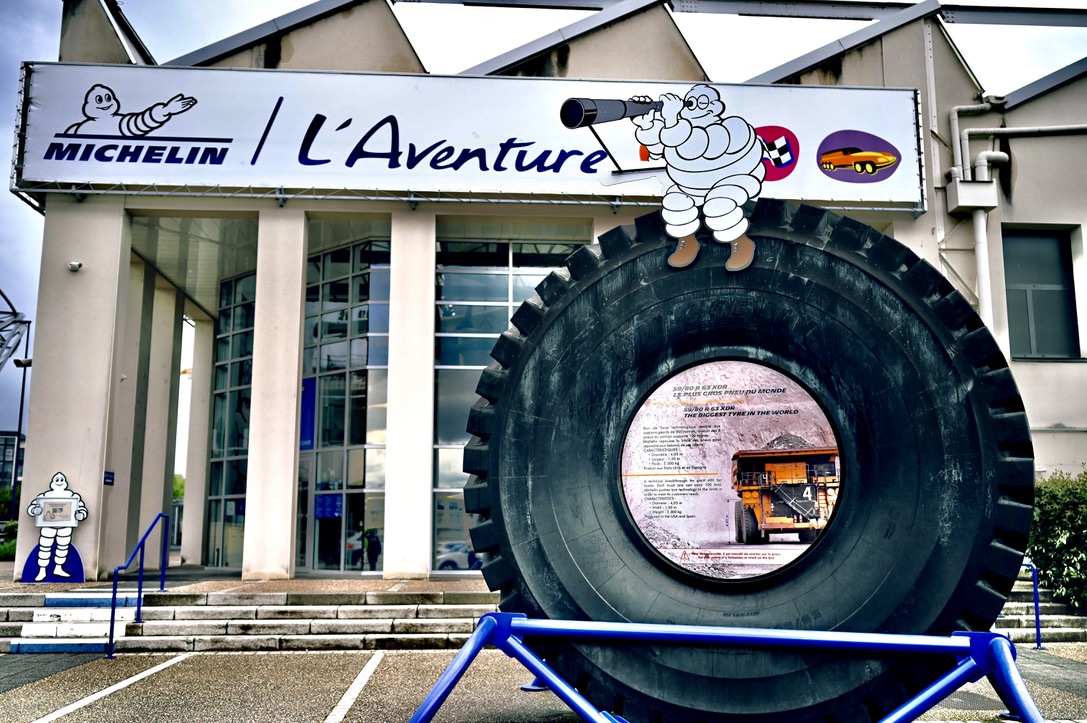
(0, 643, 1085, 723)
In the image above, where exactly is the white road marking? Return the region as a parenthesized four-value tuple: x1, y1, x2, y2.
(29, 652, 194, 723)
(323, 651, 385, 723)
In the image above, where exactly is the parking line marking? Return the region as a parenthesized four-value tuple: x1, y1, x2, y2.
(323, 651, 385, 723)
(30, 653, 194, 723)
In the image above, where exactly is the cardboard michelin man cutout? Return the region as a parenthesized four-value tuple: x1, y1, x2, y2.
(23, 472, 88, 582)
(630, 85, 765, 270)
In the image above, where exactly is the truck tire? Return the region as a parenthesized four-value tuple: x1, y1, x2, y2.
(463, 200, 1033, 723)
(740, 505, 762, 546)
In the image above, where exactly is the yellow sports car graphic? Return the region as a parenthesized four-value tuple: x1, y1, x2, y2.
(819, 146, 898, 174)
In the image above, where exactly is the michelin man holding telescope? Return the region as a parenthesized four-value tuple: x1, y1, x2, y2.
(561, 85, 765, 270)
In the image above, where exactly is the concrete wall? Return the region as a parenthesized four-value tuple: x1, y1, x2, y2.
(499, 5, 706, 81)
(207, 0, 424, 73)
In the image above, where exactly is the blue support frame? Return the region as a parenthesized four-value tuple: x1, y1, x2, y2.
(411, 613, 1044, 723)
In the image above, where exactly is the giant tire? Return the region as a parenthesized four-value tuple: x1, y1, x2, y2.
(463, 200, 1034, 723)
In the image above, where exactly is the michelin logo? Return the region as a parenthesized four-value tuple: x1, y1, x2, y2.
(44, 84, 230, 166)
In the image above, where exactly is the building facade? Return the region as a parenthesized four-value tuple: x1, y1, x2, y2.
(12, 0, 1086, 580)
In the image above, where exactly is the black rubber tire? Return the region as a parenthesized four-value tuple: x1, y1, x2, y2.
(740, 506, 762, 546)
(463, 200, 1033, 723)
(733, 501, 745, 544)
(798, 529, 820, 544)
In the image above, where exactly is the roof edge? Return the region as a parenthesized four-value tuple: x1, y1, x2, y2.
(746, 0, 943, 84)
(164, 0, 371, 67)
(102, 0, 156, 65)
(1005, 55, 1087, 109)
(459, 0, 667, 76)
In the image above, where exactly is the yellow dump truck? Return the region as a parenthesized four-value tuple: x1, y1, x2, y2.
(732, 447, 839, 544)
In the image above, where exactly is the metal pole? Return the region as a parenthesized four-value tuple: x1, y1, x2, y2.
(9, 321, 30, 520)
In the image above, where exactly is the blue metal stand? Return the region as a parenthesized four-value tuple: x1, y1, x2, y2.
(410, 613, 1044, 723)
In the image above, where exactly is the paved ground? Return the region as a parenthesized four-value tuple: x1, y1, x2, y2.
(0, 643, 1082, 721)
(1, 561, 1085, 721)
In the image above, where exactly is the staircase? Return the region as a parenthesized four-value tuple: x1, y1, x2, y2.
(0, 587, 498, 654)
(994, 575, 1087, 645)
(0, 591, 142, 653)
(3, 575, 1082, 653)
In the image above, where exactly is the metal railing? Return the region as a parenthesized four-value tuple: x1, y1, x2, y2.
(106, 513, 170, 659)
(412, 613, 1043, 723)
(1021, 558, 1044, 650)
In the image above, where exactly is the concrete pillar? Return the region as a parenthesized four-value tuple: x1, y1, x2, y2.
(99, 259, 146, 574)
(136, 283, 183, 569)
(181, 312, 213, 566)
(383, 211, 436, 578)
(242, 207, 307, 580)
(14, 195, 128, 581)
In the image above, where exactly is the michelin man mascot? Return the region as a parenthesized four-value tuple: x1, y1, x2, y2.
(65, 84, 196, 137)
(630, 85, 765, 270)
(25, 472, 88, 581)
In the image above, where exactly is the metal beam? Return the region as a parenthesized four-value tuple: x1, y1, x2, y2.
(392, 0, 1087, 26)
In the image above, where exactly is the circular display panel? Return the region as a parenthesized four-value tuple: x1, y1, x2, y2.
(621, 360, 839, 580)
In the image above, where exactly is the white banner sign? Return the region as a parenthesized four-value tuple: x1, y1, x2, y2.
(15, 62, 922, 206)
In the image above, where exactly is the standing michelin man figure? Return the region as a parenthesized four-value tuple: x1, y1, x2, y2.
(26, 472, 88, 581)
(631, 85, 765, 270)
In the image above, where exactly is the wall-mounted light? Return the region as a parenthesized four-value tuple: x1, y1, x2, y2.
(68, 262, 82, 272)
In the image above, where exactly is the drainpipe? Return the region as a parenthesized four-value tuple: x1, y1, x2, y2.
(970, 152, 1008, 328)
(947, 108, 1087, 329)
(949, 101, 993, 181)
(960, 123, 1087, 183)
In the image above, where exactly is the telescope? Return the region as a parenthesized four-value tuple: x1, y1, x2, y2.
(560, 97, 663, 129)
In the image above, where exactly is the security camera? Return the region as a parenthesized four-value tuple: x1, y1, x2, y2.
(68, 262, 82, 272)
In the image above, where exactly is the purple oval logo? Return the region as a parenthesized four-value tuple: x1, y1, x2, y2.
(817, 130, 900, 183)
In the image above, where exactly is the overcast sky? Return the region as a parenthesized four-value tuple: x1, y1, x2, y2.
(1, 0, 1086, 434)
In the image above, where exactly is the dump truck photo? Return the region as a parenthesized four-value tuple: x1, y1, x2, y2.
(733, 447, 840, 544)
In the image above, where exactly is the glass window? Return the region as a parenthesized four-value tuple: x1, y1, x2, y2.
(436, 273, 508, 302)
(370, 271, 391, 301)
(324, 248, 351, 280)
(367, 336, 390, 366)
(297, 224, 392, 572)
(435, 369, 481, 445)
(348, 370, 368, 447)
(436, 305, 509, 334)
(436, 337, 496, 366)
(434, 449, 467, 488)
(319, 374, 346, 447)
(1003, 231, 1080, 358)
(432, 218, 592, 571)
(433, 492, 480, 571)
(365, 449, 386, 489)
(212, 393, 226, 456)
(366, 370, 388, 445)
(227, 389, 251, 456)
(224, 459, 247, 495)
(323, 280, 350, 310)
(234, 275, 256, 304)
(318, 450, 344, 491)
(209, 461, 223, 497)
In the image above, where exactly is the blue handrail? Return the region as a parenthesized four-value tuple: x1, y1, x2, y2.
(1021, 558, 1044, 650)
(105, 512, 170, 659)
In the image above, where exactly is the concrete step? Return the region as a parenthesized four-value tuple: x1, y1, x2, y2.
(1003, 627, 1087, 644)
(3, 637, 112, 653)
(1000, 601, 1073, 617)
(995, 614, 1087, 630)
(0, 589, 500, 653)
(112, 632, 473, 653)
(1008, 581, 1054, 603)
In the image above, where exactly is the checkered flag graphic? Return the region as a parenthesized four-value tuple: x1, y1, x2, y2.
(763, 135, 794, 168)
